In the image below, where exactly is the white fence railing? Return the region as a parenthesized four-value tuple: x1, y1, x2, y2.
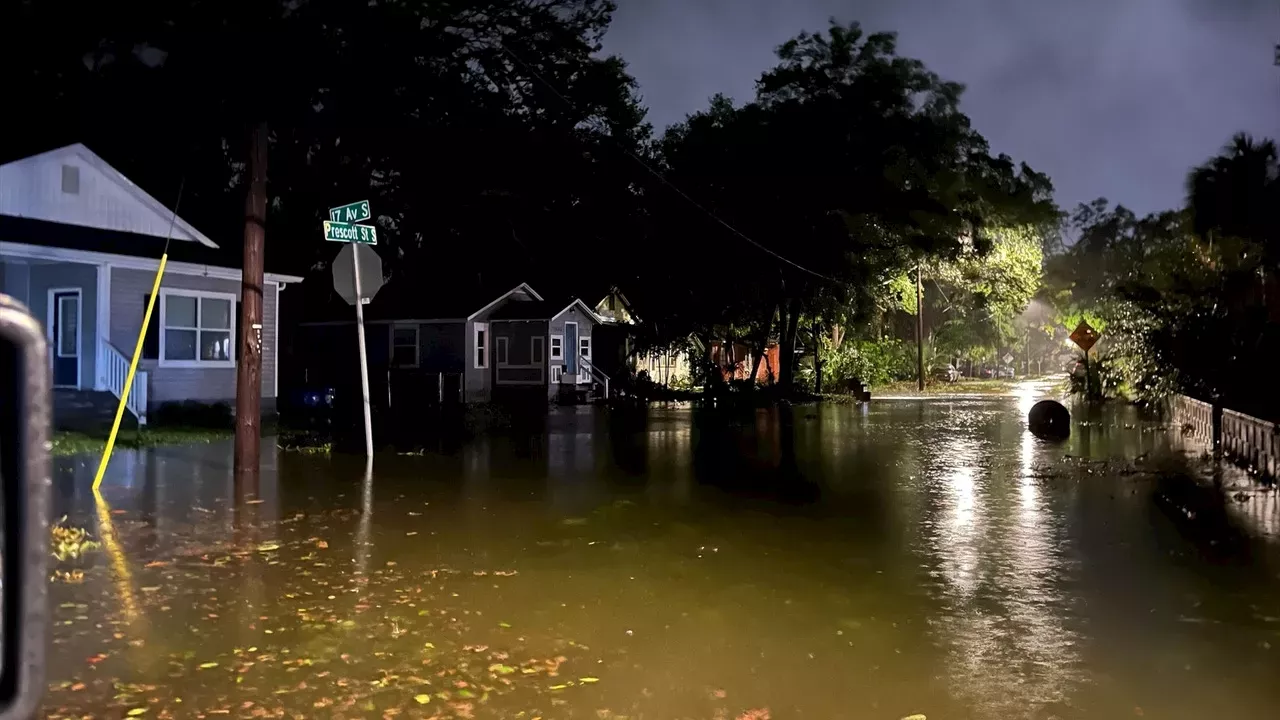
(99, 339, 148, 425)
(1172, 394, 1278, 480)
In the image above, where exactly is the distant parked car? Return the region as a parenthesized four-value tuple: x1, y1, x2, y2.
(931, 364, 960, 383)
(997, 366, 1015, 379)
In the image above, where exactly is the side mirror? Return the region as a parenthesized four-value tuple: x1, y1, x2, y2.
(0, 294, 52, 719)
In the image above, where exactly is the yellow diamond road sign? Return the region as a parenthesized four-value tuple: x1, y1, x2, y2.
(1069, 320, 1100, 352)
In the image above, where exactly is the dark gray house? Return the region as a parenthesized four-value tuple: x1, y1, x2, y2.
(297, 281, 606, 405)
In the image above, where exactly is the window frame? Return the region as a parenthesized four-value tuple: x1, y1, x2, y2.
(550, 334, 563, 359)
(474, 322, 489, 369)
(531, 336, 545, 364)
(496, 335, 509, 365)
(579, 335, 591, 359)
(390, 323, 420, 368)
(158, 288, 237, 369)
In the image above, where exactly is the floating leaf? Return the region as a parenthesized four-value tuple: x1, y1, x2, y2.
(199, 662, 219, 669)
(414, 694, 431, 705)
(548, 684, 569, 691)
(498, 622, 512, 628)
(579, 677, 600, 683)
(127, 709, 148, 716)
(256, 542, 280, 552)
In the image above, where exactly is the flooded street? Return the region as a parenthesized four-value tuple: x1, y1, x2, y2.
(43, 380, 1280, 719)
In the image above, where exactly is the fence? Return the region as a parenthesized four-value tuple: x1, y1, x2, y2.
(1171, 394, 1280, 480)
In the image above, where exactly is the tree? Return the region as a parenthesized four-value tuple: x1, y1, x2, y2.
(3, 0, 651, 291)
(1186, 133, 1279, 265)
(644, 20, 1056, 393)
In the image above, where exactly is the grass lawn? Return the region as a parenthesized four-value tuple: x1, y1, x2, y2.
(51, 427, 233, 457)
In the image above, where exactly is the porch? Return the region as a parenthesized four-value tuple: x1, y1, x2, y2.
(0, 255, 148, 425)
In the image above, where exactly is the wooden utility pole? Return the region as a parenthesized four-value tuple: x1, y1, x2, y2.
(916, 263, 925, 392)
(234, 122, 268, 489)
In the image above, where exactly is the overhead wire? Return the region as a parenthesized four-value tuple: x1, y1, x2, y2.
(496, 40, 839, 283)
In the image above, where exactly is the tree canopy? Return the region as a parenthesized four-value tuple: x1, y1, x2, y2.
(629, 20, 1057, 391)
(5, 0, 651, 299)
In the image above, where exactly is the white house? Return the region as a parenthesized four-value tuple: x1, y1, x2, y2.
(0, 143, 303, 426)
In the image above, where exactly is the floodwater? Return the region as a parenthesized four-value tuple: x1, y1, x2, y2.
(42, 379, 1280, 719)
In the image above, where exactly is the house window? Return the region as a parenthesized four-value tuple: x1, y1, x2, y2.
(550, 335, 563, 359)
(532, 336, 545, 363)
(61, 164, 80, 194)
(160, 289, 235, 367)
(391, 325, 419, 367)
(551, 365, 563, 383)
(580, 336, 591, 358)
(474, 322, 488, 368)
(496, 336, 509, 365)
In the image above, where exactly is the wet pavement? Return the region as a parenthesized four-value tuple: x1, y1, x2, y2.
(42, 379, 1280, 719)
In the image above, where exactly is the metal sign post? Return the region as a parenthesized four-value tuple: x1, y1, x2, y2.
(350, 245, 373, 457)
(1069, 320, 1101, 398)
(327, 203, 383, 457)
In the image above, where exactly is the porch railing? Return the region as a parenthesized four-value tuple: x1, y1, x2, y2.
(578, 355, 610, 399)
(99, 339, 148, 425)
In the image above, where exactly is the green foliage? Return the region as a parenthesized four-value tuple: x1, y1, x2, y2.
(637, 20, 1056, 392)
(1042, 132, 1280, 412)
(821, 337, 915, 388)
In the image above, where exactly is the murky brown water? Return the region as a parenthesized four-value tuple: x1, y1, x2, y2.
(43, 380, 1280, 719)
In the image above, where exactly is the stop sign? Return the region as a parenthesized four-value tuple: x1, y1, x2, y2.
(332, 243, 384, 306)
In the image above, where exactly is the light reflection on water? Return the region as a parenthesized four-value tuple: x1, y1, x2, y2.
(42, 383, 1280, 719)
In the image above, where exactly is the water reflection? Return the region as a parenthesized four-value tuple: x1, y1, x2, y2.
(41, 384, 1280, 719)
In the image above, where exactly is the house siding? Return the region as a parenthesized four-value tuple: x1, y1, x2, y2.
(463, 288, 539, 403)
(0, 260, 31, 308)
(0, 147, 204, 242)
(491, 320, 548, 386)
(548, 305, 596, 399)
(110, 267, 278, 411)
(27, 261, 98, 389)
(418, 322, 466, 373)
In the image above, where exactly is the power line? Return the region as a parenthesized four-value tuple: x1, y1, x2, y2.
(496, 41, 838, 283)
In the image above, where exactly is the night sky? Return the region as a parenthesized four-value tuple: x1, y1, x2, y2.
(605, 0, 1279, 215)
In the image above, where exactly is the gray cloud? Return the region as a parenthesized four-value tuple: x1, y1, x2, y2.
(604, 0, 1280, 214)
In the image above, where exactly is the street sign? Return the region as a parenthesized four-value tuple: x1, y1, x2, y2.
(1002, 353, 1014, 365)
(324, 220, 377, 245)
(332, 243, 384, 306)
(1069, 320, 1100, 352)
(329, 200, 372, 224)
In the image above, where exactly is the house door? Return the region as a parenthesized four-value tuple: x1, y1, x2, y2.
(50, 289, 81, 388)
(564, 322, 577, 375)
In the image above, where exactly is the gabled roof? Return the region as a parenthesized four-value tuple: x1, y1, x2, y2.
(298, 277, 545, 325)
(551, 298, 603, 324)
(0, 143, 216, 247)
(468, 283, 543, 320)
(486, 296, 601, 323)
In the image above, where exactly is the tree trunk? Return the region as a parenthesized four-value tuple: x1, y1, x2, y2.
(779, 298, 801, 394)
(747, 302, 777, 387)
(812, 320, 823, 394)
(916, 263, 925, 392)
(234, 121, 267, 497)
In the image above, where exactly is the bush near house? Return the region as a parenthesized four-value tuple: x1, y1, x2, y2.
(149, 401, 235, 429)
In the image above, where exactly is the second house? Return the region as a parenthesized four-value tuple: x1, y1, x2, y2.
(297, 281, 606, 407)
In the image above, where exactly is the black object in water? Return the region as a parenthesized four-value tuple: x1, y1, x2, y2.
(1028, 400, 1070, 439)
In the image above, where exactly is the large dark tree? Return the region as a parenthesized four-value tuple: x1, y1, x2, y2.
(636, 20, 1056, 392)
(4, 0, 650, 293)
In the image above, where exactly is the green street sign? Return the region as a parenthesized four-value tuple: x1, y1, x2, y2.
(324, 220, 377, 245)
(329, 200, 371, 224)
